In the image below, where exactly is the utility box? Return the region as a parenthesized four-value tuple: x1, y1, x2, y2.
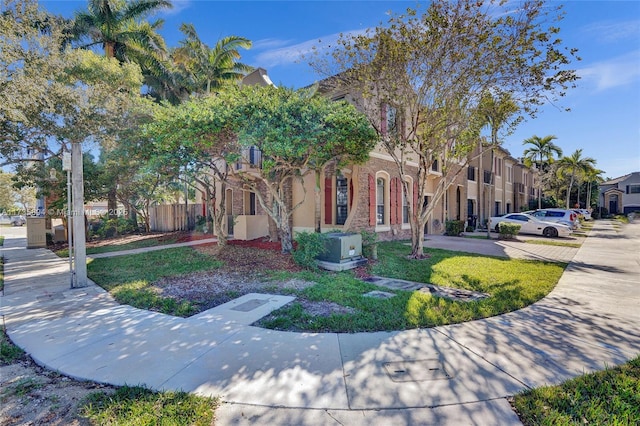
(317, 232, 363, 263)
(26, 217, 47, 248)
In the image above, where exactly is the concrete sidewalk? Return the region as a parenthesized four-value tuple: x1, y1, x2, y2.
(1, 221, 639, 425)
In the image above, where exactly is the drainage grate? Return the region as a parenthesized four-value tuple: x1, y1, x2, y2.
(383, 359, 452, 382)
(230, 298, 269, 312)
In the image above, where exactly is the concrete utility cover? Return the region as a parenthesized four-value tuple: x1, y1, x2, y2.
(230, 298, 269, 312)
(363, 290, 396, 299)
(383, 359, 452, 382)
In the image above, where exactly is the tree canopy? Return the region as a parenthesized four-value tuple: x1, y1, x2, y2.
(312, 0, 579, 257)
(146, 85, 377, 252)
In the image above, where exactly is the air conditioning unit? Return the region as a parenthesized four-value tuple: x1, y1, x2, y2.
(317, 232, 363, 263)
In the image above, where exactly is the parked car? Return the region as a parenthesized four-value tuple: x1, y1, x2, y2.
(524, 208, 580, 230)
(573, 209, 592, 221)
(489, 213, 572, 238)
(0, 214, 25, 226)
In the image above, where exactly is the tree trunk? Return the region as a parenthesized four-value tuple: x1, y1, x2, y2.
(279, 219, 293, 253)
(409, 219, 425, 258)
(107, 188, 117, 220)
(314, 170, 321, 233)
(566, 176, 574, 209)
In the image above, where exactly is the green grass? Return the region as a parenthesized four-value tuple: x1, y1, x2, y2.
(1, 328, 25, 365)
(260, 241, 566, 332)
(463, 234, 492, 240)
(56, 235, 179, 257)
(512, 355, 640, 425)
(523, 240, 582, 248)
(80, 385, 218, 426)
(88, 247, 222, 316)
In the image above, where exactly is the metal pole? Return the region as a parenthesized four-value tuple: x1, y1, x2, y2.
(71, 143, 87, 287)
(68, 169, 75, 288)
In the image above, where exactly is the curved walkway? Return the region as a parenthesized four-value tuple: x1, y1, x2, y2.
(1, 221, 639, 425)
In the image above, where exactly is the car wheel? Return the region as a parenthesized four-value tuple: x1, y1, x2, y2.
(495, 224, 500, 232)
(543, 227, 558, 238)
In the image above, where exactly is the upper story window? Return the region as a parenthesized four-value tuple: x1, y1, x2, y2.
(494, 157, 502, 176)
(467, 166, 476, 181)
(506, 166, 513, 183)
(381, 103, 399, 137)
(431, 158, 439, 172)
(627, 185, 640, 194)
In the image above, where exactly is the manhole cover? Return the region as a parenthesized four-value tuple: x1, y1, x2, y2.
(383, 359, 452, 382)
(231, 298, 269, 312)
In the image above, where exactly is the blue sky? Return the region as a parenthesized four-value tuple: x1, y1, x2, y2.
(41, 0, 640, 180)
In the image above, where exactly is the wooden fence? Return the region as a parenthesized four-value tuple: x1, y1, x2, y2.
(149, 204, 202, 232)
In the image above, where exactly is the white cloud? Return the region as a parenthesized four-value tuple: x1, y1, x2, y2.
(255, 29, 368, 68)
(583, 19, 640, 43)
(252, 38, 294, 51)
(578, 50, 640, 91)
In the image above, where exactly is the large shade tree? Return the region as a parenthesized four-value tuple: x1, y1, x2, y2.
(147, 85, 377, 253)
(313, 0, 579, 258)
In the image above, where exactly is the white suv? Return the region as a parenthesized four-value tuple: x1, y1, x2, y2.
(526, 209, 580, 229)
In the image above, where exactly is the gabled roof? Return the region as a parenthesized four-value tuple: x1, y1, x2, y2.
(601, 172, 639, 186)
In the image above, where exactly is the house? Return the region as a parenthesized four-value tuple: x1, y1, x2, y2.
(599, 172, 640, 215)
(195, 68, 539, 241)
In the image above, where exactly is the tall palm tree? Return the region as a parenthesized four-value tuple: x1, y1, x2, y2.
(583, 166, 605, 210)
(556, 149, 597, 209)
(73, 0, 172, 61)
(173, 23, 253, 95)
(72, 0, 173, 218)
(523, 135, 563, 208)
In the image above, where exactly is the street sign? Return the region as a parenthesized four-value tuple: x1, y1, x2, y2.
(62, 152, 71, 171)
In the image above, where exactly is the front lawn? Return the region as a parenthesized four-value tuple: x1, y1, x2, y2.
(259, 241, 565, 332)
(88, 247, 222, 316)
(512, 355, 640, 425)
(86, 240, 566, 333)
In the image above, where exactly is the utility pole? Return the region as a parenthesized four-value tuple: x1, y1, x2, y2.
(71, 142, 87, 287)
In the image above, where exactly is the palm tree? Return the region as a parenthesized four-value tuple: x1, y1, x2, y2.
(73, 0, 174, 91)
(583, 166, 605, 210)
(556, 149, 597, 209)
(72, 0, 172, 218)
(173, 23, 253, 95)
(523, 135, 563, 208)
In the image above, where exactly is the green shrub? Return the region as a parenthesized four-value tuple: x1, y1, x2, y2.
(292, 231, 328, 269)
(445, 220, 465, 236)
(498, 222, 521, 239)
(360, 229, 378, 259)
(465, 225, 474, 233)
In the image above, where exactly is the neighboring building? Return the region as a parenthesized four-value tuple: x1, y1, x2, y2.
(467, 145, 539, 228)
(599, 172, 640, 215)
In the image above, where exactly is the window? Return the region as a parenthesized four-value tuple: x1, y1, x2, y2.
(627, 185, 640, 194)
(376, 178, 385, 225)
(402, 182, 409, 224)
(506, 166, 512, 183)
(495, 201, 501, 217)
(249, 146, 262, 167)
(381, 103, 398, 137)
(467, 166, 476, 181)
(336, 174, 348, 225)
(432, 159, 439, 172)
(494, 157, 502, 176)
